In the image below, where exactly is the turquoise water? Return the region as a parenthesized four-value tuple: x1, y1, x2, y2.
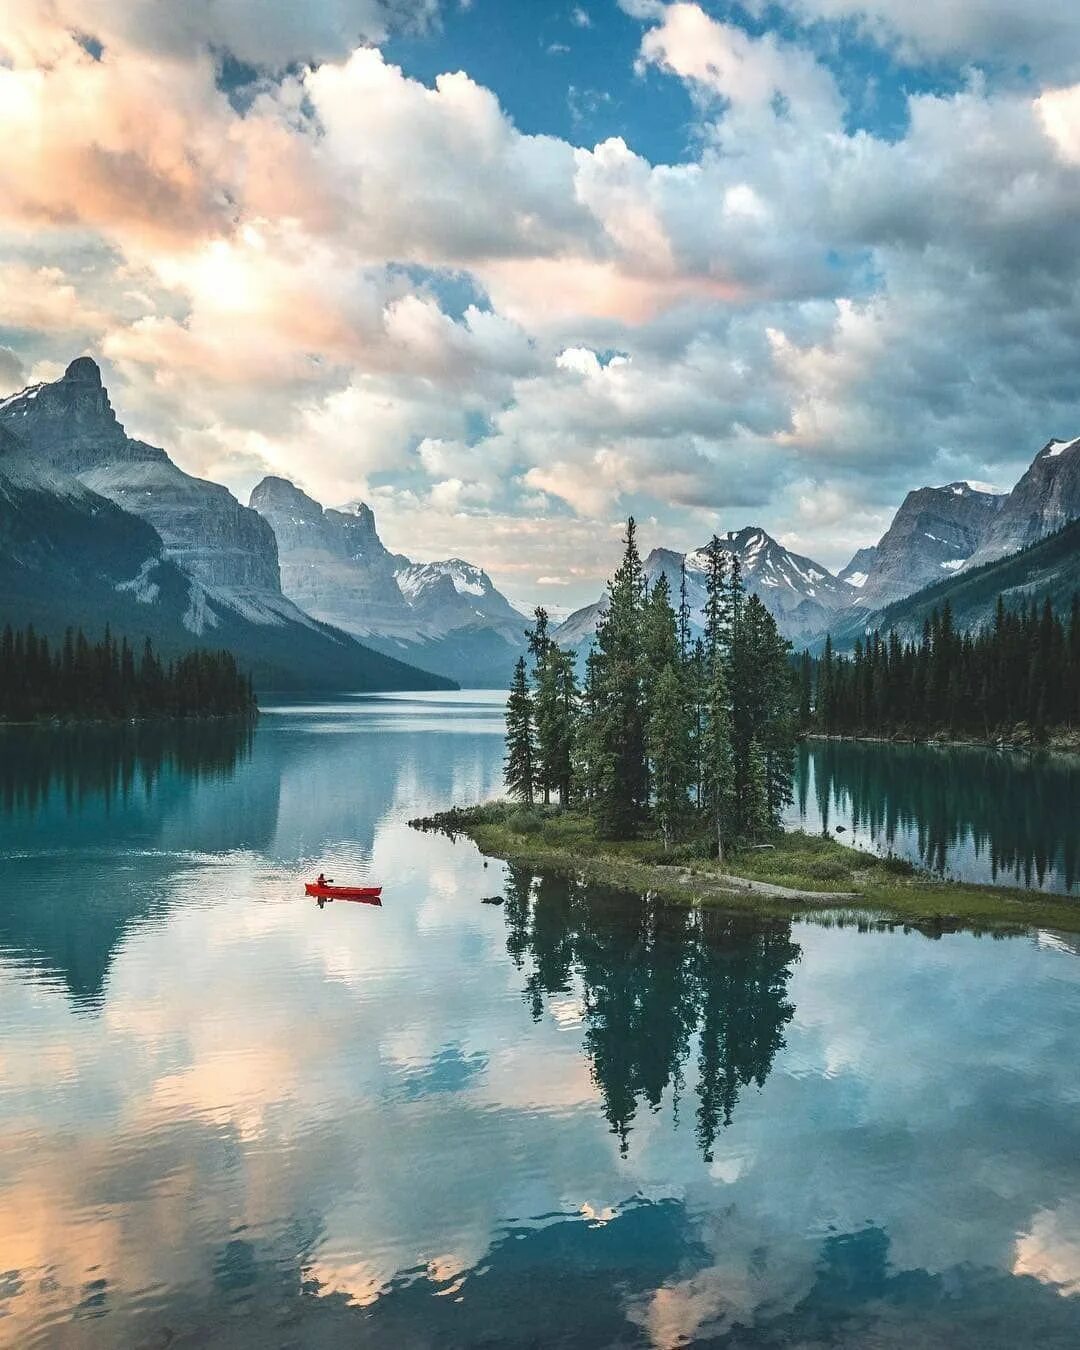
(1, 694, 1079, 1348)
(789, 739, 1080, 894)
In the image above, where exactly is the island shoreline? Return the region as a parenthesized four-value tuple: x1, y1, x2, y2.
(410, 803, 1080, 936)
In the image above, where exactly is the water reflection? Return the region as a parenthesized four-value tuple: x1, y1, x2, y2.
(0, 718, 254, 816)
(1, 698, 1079, 1348)
(791, 740, 1080, 894)
(503, 869, 799, 1158)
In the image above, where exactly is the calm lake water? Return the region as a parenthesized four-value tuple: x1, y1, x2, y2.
(2, 692, 1080, 1348)
(789, 739, 1080, 895)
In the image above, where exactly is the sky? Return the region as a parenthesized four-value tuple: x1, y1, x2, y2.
(1, 0, 1080, 608)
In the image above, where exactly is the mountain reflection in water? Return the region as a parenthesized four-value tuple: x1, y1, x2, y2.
(0, 696, 1078, 1349)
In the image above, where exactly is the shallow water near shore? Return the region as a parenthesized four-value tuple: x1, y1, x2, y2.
(1, 691, 1079, 1348)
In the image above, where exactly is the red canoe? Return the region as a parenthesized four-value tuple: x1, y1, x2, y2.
(305, 883, 383, 900)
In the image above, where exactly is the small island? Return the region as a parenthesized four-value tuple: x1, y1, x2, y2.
(0, 624, 257, 723)
(412, 802, 1080, 935)
(413, 520, 1080, 936)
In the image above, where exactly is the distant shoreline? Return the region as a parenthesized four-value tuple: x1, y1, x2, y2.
(803, 729, 1080, 755)
(0, 710, 258, 730)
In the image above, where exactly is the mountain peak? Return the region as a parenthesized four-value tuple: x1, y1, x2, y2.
(337, 500, 377, 526)
(63, 356, 103, 386)
(1042, 436, 1080, 460)
(935, 480, 997, 498)
(249, 475, 322, 516)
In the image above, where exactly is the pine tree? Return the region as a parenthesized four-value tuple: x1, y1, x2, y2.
(798, 649, 813, 731)
(699, 535, 735, 858)
(700, 653, 734, 861)
(647, 662, 693, 848)
(504, 656, 536, 803)
(642, 571, 680, 694)
(742, 737, 771, 840)
(590, 518, 648, 838)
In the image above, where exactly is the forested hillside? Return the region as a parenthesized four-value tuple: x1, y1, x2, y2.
(800, 594, 1080, 740)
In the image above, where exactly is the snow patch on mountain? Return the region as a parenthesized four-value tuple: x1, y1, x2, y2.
(115, 557, 162, 605)
(555, 527, 855, 650)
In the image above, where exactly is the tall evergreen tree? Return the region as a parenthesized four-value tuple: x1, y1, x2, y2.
(504, 656, 536, 803)
(589, 518, 649, 838)
(647, 662, 693, 848)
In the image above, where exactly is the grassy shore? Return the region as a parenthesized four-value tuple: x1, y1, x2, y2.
(409, 802, 1080, 935)
(806, 728, 1080, 755)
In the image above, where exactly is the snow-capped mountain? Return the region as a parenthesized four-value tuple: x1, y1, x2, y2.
(555, 526, 856, 650)
(395, 558, 522, 629)
(963, 437, 1080, 569)
(0, 360, 450, 691)
(837, 481, 1004, 609)
(250, 475, 526, 686)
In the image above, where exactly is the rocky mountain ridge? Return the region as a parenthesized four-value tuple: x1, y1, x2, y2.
(249, 474, 527, 686)
(0, 360, 451, 690)
(963, 437, 1080, 569)
(837, 481, 1005, 609)
(828, 517, 1080, 650)
(555, 526, 857, 650)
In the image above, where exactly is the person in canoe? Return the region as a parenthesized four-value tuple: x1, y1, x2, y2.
(315, 872, 334, 908)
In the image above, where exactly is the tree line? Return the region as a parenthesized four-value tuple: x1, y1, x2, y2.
(0, 624, 257, 722)
(799, 594, 1080, 739)
(504, 519, 797, 854)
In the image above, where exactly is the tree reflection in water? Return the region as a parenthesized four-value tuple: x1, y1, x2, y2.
(0, 718, 254, 816)
(502, 867, 800, 1159)
(796, 741, 1080, 893)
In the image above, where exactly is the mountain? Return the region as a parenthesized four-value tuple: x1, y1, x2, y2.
(249, 475, 526, 686)
(964, 436, 1080, 568)
(835, 517, 1080, 646)
(555, 526, 856, 651)
(838, 482, 1004, 609)
(0, 360, 451, 691)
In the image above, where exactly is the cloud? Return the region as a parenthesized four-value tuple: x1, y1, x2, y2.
(3, 0, 1080, 596)
(776, 0, 1080, 80)
(3, 0, 441, 68)
(636, 2, 843, 129)
(0, 345, 25, 394)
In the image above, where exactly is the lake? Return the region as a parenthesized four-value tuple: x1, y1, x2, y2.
(789, 739, 1080, 895)
(1, 692, 1079, 1348)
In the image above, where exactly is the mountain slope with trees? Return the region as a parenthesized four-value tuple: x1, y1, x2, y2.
(828, 518, 1080, 651)
(0, 362, 452, 691)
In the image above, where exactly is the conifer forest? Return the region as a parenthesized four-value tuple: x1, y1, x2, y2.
(505, 519, 797, 855)
(798, 595, 1080, 740)
(0, 625, 257, 722)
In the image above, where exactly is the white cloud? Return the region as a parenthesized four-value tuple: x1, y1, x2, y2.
(2, 0, 441, 68)
(777, 0, 1080, 80)
(3, 1, 1080, 595)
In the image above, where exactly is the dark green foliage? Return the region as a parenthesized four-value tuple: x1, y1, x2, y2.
(0, 624, 256, 722)
(502, 519, 797, 851)
(528, 607, 580, 807)
(588, 518, 650, 838)
(646, 662, 693, 848)
(504, 656, 537, 803)
(802, 591, 1080, 739)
